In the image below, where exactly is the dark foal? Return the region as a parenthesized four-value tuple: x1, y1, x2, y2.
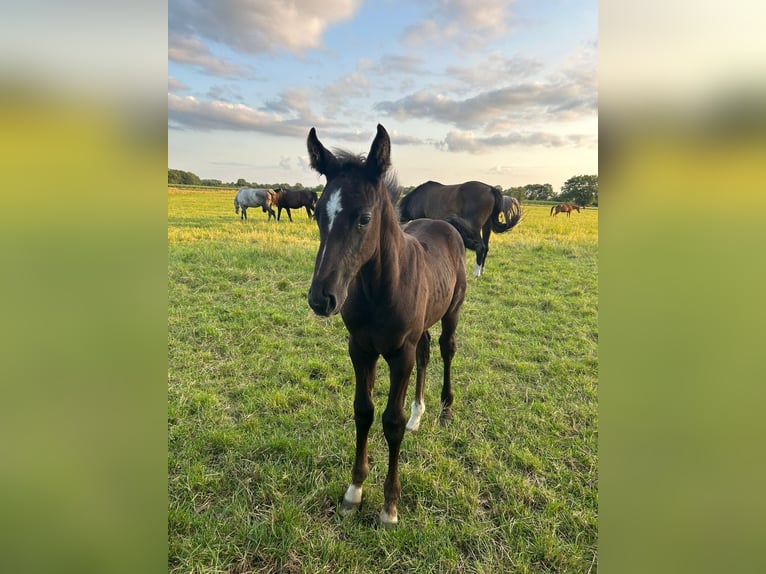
(306, 125, 467, 526)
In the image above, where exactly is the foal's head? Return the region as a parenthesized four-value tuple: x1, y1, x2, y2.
(306, 124, 394, 317)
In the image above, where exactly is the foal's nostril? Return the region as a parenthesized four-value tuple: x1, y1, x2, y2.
(308, 286, 336, 316)
(326, 293, 337, 314)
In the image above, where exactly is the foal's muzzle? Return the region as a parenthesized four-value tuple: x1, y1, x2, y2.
(308, 284, 338, 317)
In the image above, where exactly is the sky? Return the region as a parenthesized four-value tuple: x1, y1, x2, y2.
(168, 0, 598, 192)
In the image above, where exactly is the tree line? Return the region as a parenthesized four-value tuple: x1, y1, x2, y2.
(169, 169, 597, 207)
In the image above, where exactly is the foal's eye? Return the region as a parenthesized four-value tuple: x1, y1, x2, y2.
(358, 213, 372, 227)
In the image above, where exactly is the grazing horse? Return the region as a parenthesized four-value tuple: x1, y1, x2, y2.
(307, 125, 467, 526)
(550, 203, 581, 217)
(398, 180, 521, 277)
(273, 188, 318, 222)
(502, 195, 521, 225)
(234, 187, 276, 221)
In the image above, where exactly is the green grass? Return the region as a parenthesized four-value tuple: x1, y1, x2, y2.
(168, 187, 598, 573)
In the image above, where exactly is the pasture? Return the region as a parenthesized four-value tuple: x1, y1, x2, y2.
(168, 187, 598, 573)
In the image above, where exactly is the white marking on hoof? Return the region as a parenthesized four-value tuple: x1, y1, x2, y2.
(380, 507, 398, 525)
(406, 400, 425, 431)
(340, 484, 362, 515)
(473, 263, 482, 277)
(344, 484, 362, 505)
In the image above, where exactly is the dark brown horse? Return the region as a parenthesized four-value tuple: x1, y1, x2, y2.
(550, 203, 581, 217)
(273, 188, 318, 221)
(307, 125, 467, 526)
(398, 180, 521, 277)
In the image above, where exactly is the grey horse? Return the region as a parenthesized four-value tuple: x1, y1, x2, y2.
(234, 188, 276, 221)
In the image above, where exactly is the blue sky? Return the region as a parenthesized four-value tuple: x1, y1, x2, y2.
(168, 0, 598, 191)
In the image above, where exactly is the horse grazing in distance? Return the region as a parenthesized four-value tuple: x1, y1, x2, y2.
(306, 124, 467, 526)
(272, 188, 318, 221)
(234, 187, 277, 221)
(502, 195, 521, 225)
(398, 180, 521, 277)
(550, 203, 581, 217)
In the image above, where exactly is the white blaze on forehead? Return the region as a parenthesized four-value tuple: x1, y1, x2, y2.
(325, 186, 343, 232)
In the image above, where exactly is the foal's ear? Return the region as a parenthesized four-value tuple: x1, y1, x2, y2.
(366, 124, 391, 179)
(307, 127, 339, 177)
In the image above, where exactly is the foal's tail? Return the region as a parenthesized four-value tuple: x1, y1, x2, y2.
(490, 188, 521, 233)
(550, 204, 556, 216)
(446, 217, 482, 252)
(234, 196, 240, 214)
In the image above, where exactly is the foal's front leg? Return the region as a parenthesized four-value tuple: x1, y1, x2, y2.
(380, 344, 416, 525)
(341, 340, 378, 515)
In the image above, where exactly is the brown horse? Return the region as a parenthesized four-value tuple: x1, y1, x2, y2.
(550, 203, 581, 217)
(272, 188, 318, 221)
(398, 180, 521, 277)
(307, 125, 467, 526)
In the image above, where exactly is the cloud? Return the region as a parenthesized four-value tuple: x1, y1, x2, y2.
(375, 41, 597, 133)
(168, 93, 306, 137)
(168, 76, 188, 92)
(278, 156, 293, 171)
(402, 0, 519, 50)
(376, 79, 596, 129)
(206, 84, 244, 103)
(358, 55, 425, 76)
(168, 34, 244, 77)
(446, 53, 541, 87)
(389, 132, 428, 146)
(261, 88, 323, 124)
(441, 130, 596, 153)
(169, 0, 360, 56)
(321, 72, 370, 115)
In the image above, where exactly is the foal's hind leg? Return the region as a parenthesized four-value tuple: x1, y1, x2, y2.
(406, 331, 431, 432)
(439, 309, 461, 422)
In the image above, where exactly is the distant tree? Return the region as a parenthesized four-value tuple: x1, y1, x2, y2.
(503, 186, 525, 202)
(168, 169, 201, 185)
(236, 178, 248, 187)
(200, 179, 222, 187)
(524, 183, 555, 201)
(559, 175, 598, 206)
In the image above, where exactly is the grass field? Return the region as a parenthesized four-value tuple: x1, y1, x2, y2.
(168, 187, 598, 573)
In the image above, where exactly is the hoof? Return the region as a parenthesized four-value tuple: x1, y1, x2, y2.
(439, 408, 453, 425)
(405, 420, 420, 432)
(339, 500, 360, 516)
(379, 507, 398, 527)
(340, 484, 362, 515)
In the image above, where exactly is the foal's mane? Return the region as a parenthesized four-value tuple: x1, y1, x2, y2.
(332, 148, 401, 206)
